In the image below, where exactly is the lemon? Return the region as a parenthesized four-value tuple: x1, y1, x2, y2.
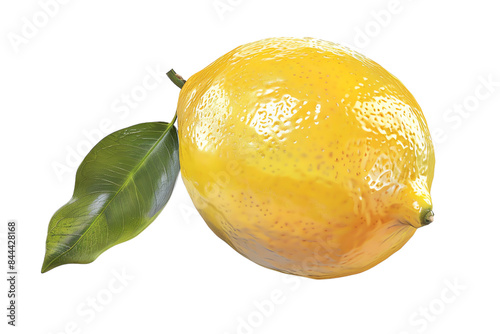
(176, 37, 435, 279)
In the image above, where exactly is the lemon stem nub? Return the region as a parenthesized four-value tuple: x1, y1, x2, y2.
(167, 69, 186, 89)
(422, 210, 434, 226)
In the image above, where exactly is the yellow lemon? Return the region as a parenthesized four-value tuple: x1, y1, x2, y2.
(176, 37, 435, 279)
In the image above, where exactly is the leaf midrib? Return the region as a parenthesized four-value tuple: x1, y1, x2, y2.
(43, 123, 174, 271)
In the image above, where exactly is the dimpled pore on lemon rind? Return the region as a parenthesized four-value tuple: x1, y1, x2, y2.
(176, 37, 435, 279)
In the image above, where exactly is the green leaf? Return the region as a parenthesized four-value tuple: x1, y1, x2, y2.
(42, 122, 180, 273)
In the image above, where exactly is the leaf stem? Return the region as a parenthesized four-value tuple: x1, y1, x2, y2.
(169, 112, 177, 128)
(167, 69, 186, 89)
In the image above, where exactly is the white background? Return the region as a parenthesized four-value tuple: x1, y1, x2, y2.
(1, 0, 499, 333)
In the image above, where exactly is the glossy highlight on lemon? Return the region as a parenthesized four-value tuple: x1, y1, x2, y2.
(176, 37, 435, 279)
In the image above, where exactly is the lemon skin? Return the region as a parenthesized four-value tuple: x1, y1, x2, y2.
(176, 37, 435, 279)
